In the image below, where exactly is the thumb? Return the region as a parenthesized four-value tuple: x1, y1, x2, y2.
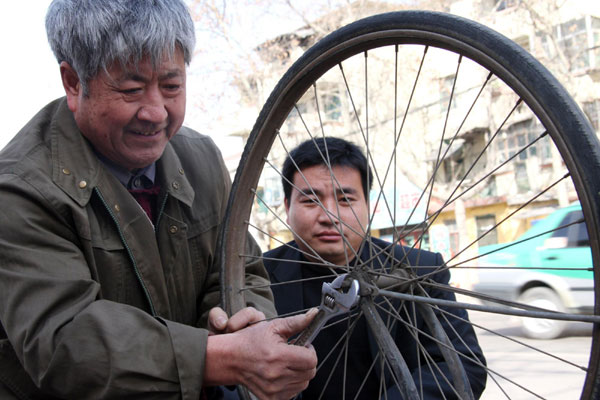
(208, 306, 229, 334)
(273, 308, 319, 339)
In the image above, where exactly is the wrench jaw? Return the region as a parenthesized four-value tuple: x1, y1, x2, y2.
(322, 278, 360, 311)
(294, 274, 361, 347)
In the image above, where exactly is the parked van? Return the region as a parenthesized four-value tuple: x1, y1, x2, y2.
(474, 203, 593, 339)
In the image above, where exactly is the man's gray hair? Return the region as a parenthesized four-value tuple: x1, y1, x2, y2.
(46, 0, 196, 94)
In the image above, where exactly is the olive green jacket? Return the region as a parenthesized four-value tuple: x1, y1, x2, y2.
(0, 98, 275, 399)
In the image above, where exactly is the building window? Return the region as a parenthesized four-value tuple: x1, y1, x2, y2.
(514, 162, 530, 193)
(293, 84, 343, 123)
(444, 219, 460, 257)
(323, 91, 342, 121)
(541, 16, 600, 72)
(480, 176, 497, 197)
(476, 214, 498, 247)
(495, 119, 551, 164)
(495, 0, 518, 12)
(439, 75, 458, 112)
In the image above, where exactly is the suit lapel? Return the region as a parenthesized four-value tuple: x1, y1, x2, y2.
(270, 245, 305, 316)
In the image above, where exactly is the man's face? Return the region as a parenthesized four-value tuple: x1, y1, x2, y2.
(65, 49, 186, 170)
(286, 164, 369, 266)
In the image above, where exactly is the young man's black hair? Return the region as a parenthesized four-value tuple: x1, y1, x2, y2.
(281, 136, 374, 202)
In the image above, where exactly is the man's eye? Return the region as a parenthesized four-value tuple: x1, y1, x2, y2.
(162, 83, 183, 93)
(121, 88, 141, 94)
(300, 197, 317, 204)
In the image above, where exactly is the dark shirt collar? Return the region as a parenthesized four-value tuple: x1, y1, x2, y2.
(95, 151, 156, 189)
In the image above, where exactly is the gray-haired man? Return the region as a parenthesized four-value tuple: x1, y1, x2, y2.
(0, 1, 316, 399)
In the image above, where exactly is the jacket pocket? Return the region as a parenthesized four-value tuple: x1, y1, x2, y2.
(89, 235, 149, 309)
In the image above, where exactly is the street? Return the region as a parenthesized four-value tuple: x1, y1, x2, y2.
(468, 306, 593, 399)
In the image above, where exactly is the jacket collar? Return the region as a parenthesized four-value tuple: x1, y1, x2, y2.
(50, 98, 194, 208)
(156, 141, 194, 207)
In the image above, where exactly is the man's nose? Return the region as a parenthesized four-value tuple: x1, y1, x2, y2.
(317, 199, 339, 225)
(137, 88, 168, 123)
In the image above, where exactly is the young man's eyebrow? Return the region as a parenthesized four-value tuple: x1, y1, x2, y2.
(296, 187, 323, 197)
(336, 187, 358, 195)
(295, 186, 358, 198)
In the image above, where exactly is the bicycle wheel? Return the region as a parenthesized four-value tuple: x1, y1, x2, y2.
(220, 10, 600, 399)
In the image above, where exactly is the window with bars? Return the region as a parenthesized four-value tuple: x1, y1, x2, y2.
(541, 16, 600, 72)
(476, 215, 498, 247)
(495, 120, 551, 164)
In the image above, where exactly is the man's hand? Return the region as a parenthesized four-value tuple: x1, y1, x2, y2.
(208, 306, 265, 335)
(205, 309, 318, 400)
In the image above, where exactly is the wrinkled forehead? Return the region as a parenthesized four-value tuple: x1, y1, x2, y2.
(100, 48, 187, 82)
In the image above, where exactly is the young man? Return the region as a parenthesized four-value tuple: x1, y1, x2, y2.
(264, 137, 487, 399)
(0, 1, 316, 399)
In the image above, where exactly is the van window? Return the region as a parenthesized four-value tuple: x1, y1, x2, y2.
(551, 210, 589, 247)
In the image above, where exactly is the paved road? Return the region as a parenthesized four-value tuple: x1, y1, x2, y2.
(467, 304, 593, 399)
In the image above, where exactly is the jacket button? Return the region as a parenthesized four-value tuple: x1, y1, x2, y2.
(169, 225, 178, 234)
(62, 168, 71, 175)
(79, 180, 87, 189)
(114, 204, 120, 212)
(178, 168, 185, 175)
(172, 181, 180, 190)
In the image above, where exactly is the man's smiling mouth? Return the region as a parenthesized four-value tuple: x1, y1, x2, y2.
(130, 129, 162, 137)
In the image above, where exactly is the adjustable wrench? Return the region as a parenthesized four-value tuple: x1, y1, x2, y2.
(294, 273, 360, 347)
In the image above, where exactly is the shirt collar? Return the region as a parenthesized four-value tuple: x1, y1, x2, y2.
(95, 151, 156, 189)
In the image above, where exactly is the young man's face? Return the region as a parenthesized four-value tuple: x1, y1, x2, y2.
(285, 164, 369, 266)
(63, 48, 187, 171)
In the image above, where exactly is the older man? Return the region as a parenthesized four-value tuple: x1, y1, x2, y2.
(264, 137, 487, 399)
(0, 1, 315, 399)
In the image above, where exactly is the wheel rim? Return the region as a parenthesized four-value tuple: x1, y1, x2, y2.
(220, 11, 600, 399)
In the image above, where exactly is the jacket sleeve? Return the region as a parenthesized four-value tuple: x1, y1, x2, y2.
(0, 173, 205, 399)
(194, 135, 276, 328)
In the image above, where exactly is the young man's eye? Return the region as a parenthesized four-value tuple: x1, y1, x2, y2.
(300, 197, 318, 204)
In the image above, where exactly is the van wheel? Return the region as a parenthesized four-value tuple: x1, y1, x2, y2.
(518, 287, 567, 339)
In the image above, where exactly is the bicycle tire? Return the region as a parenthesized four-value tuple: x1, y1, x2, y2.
(220, 10, 600, 399)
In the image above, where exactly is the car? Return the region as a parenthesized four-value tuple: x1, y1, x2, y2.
(474, 203, 593, 339)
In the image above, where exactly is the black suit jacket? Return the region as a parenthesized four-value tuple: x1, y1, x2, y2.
(264, 237, 486, 399)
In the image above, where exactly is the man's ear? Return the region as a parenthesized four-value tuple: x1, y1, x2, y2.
(284, 197, 290, 213)
(284, 197, 291, 224)
(60, 61, 81, 113)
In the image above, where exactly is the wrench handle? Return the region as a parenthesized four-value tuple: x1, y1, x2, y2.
(294, 308, 329, 347)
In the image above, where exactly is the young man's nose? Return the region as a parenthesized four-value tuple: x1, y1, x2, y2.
(317, 199, 340, 224)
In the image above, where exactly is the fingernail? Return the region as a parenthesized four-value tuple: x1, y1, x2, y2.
(217, 317, 227, 327)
